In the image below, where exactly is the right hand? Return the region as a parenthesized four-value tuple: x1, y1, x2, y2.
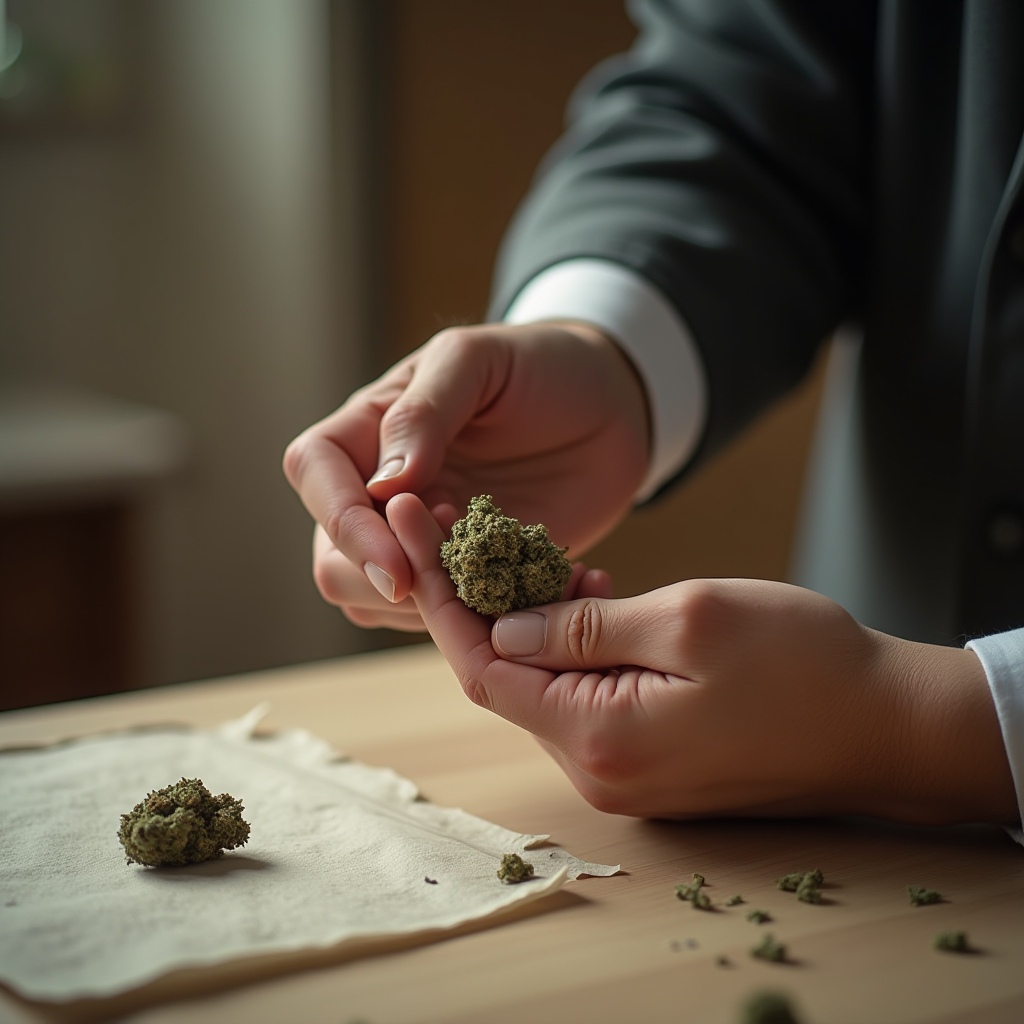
(283, 321, 650, 631)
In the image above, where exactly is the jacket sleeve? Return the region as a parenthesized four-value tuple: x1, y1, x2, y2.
(489, 0, 876, 482)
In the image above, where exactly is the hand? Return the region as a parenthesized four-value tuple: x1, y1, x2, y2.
(386, 491, 1018, 825)
(284, 322, 649, 631)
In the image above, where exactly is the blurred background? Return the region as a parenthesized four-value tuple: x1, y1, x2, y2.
(0, 0, 827, 711)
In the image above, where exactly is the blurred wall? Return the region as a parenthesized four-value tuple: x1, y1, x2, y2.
(0, 0, 378, 688)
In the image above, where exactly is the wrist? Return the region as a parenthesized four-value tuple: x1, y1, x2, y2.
(865, 633, 1018, 825)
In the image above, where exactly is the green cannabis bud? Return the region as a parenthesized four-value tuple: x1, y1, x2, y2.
(741, 991, 802, 1024)
(751, 933, 788, 963)
(746, 909, 772, 924)
(933, 930, 970, 953)
(497, 852, 535, 883)
(778, 869, 824, 902)
(795, 875, 822, 904)
(908, 885, 942, 906)
(674, 875, 712, 909)
(118, 778, 250, 867)
(727, 894, 745, 906)
(440, 495, 572, 616)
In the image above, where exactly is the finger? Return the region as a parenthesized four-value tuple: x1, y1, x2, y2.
(343, 605, 427, 632)
(285, 400, 413, 603)
(557, 564, 614, 603)
(429, 502, 461, 537)
(490, 588, 683, 672)
(311, 525, 417, 613)
(385, 492, 559, 723)
(366, 328, 511, 501)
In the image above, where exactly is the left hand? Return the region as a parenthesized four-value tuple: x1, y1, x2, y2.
(385, 492, 1018, 825)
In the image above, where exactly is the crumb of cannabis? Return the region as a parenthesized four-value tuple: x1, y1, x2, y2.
(777, 869, 824, 903)
(497, 852, 535, 883)
(727, 894, 745, 906)
(795, 875, 822, 904)
(715, 955, 731, 968)
(777, 869, 823, 893)
(933, 930, 970, 953)
(440, 495, 572, 616)
(908, 885, 942, 906)
(118, 778, 249, 867)
(741, 991, 802, 1024)
(675, 875, 712, 910)
(751, 933, 788, 963)
(746, 909, 772, 924)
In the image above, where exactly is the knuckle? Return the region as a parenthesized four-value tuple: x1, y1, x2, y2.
(566, 600, 604, 668)
(322, 503, 366, 551)
(380, 392, 437, 438)
(460, 675, 492, 713)
(674, 578, 728, 644)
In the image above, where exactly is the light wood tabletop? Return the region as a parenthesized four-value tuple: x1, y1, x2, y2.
(2, 642, 1022, 1024)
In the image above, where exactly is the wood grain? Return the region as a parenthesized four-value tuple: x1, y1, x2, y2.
(2, 644, 1022, 1024)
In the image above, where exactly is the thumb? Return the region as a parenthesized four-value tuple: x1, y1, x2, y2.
(366, 329, 509, 499)
(491, 589, 683, 673)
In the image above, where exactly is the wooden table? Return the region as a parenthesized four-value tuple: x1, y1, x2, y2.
(2, 643, 1022, 1024)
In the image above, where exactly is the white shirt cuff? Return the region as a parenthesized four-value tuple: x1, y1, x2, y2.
(965, 628, 1024, 845)
(502, 258, 708, 502)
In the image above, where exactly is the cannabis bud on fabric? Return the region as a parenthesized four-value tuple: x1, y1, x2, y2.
(497, 852, 535, 883)
(440, 495, 572, 616)
(118, 778, 250, 867)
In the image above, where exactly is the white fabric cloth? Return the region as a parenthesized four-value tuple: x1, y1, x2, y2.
(966, 629, 1024, 844)
(503, 258, 708, 501)
(0, 708, 618, 1002)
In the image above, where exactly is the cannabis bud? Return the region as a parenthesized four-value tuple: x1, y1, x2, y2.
(741, 990, 802, 1024)
(777, 868, 823, 902)
(118, 777, 250, 867)
(933, 930, 970, 953)
(751, 933, 788, 963)
(746, 909, 772, 924)
(726, 894, 745, 906)
(907, 885, 942, 906)
(674, 873, 712, 909)
(440, 495, 572, 616)
(497, 852, 535, 883)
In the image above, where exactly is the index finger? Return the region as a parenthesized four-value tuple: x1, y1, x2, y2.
(384, 492, 560, 726)
(284, 390, 413, 603)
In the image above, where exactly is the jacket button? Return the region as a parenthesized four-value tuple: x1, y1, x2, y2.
(988, 509, 1024, 556)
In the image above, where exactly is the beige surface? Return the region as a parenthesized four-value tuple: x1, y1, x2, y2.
(2, 643, 1023, 1024)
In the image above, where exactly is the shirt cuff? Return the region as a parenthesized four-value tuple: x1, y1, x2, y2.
(502, 258, 708, 502)
(965, 628, 1024, 845)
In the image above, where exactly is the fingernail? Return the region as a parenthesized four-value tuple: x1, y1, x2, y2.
(368, 457, 405, 486)
(364, 562, 396, 602)
(493, 611, 547, 657)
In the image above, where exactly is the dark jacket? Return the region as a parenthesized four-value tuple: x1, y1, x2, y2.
(490, 0, 1024, 644)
